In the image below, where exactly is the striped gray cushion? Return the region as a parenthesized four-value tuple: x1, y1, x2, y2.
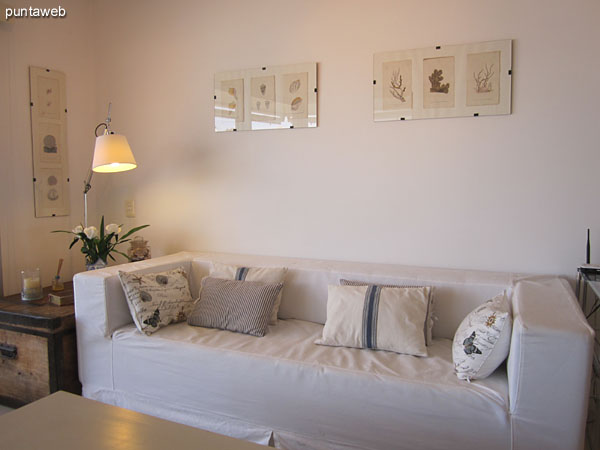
(340, 279, 434, 345)
(188, 277, 283, 337)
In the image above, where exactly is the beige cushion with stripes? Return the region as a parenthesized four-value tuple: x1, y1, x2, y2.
(209, 262, 287, 325)
(188, 277, 283, 337)
(316, 285, 429, 357)
(340, 279, 434, 346)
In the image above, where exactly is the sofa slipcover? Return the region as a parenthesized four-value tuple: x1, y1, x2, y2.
(74, 252, 594, 450)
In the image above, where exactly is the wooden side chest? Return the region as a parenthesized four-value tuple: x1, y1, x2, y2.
(0, 282, 81, 407)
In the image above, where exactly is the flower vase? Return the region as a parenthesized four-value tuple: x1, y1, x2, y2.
(86, 259, 107, 271)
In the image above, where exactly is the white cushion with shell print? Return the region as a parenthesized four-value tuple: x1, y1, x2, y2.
(118, 267, 195, 335)
(452, 292, 512, 381)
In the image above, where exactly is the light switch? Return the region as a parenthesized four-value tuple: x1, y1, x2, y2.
(125, 200, 135, 218)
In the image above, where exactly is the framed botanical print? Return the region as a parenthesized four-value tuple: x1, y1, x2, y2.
(374, 40, 512, 121)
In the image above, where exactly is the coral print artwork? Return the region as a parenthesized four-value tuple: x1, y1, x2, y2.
(466, 51, 501, 107)
(382, 59, 412, 110)
(423, 56, 455, 109)
(374, 40, 511, 121)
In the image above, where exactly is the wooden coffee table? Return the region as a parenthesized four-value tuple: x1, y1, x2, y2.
(0, 391, 266, 449)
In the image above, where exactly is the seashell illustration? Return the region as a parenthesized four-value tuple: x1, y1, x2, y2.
(265, 100, 270, 109)
(47, 175, 58, 186)
(228, 87, 237, 99)
(43, 135, 58, 153)
(155, 275, 169, 285)
(228, 101, 236, 115)
(260, 83, 266, 95)
(256, 101, 261, 111)
(291, 97, 303, 111)
(47, 189, 59, 201)
(140, 291, 153, 302)
(289, 79, 301, 93)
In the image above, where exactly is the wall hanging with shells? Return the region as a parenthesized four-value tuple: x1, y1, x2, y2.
(214, 62, 317, 132)
(29, 66, 70, 217)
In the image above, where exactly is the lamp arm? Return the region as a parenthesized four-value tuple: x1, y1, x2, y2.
(83, 166, 93, 228)
(83, 167, 93, 194)
(94, 122, 108, 137)
(96, 102, 112, 135)
(85, 120, 107, 195)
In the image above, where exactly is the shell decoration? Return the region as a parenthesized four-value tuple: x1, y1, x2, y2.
(289, 79, 301, 93)
(291, 97, 303, 111)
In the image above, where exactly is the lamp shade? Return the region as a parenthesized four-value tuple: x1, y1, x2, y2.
(92, 134, 137, 173)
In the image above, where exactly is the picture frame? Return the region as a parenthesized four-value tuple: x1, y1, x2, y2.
(214, 62, 317, 132)
(29, 66, 70, 217)
(374, 40, 512, 121)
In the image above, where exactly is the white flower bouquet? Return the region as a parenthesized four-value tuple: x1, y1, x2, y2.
(53, 216, 149, 266)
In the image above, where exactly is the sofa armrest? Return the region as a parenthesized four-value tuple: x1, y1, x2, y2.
(507, 277, 594, 450)
(73, 252, 194, 393)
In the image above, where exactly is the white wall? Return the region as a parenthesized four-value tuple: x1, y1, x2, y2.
(90, 0, 600, 277)
(0, 0, 95, 295)
(3, 0, 599, 294)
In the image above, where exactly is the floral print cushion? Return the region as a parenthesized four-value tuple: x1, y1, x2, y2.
(452, 292, 512, 381)
(118, 267, 195, 335)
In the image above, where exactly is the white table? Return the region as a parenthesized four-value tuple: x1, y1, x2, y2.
(0, 391, 267, 449)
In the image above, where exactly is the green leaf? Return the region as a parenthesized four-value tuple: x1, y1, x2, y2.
(68, 238, 79, 249)
(118, 224, 150, 241)
(100, 216, 105, 240)
(113, 250, 130, 260)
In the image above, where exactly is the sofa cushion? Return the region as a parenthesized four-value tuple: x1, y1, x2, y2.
(110, 319, 510, 450)
(340, 279, 434, 345)
(315, 284, 429, 357)
(209, 262, 287, 325)
(118, 267, 195, 335)
(452, 292, 512, 380)
(189, 253, 516, 339)
(188, 277, 282, 337)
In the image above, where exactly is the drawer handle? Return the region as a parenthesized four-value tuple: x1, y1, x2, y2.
(0, 343, 17, 359)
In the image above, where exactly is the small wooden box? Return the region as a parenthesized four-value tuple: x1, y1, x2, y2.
(0, 282, 81, 407)
(48, 290, 74, 306)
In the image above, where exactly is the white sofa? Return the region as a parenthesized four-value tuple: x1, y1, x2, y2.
(73, 251, 594, 450)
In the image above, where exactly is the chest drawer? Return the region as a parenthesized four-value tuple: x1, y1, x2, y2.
(0, 328, 50, 404)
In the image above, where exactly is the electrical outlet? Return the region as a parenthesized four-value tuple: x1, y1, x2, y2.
(125, 200, 135, 218)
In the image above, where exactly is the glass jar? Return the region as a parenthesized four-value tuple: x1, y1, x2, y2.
(21, 268, 43, 301)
